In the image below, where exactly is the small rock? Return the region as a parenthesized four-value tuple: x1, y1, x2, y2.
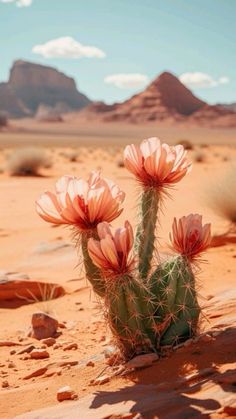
(57, 386, 77, 402)
(28, 312, 58, 340)
(53, 343, 62, 350)
(42, 337, 56, 347)
(7, 361, 16, 368)
(17, 344, 35, 355)
(125, 353, 159, 370)
(58, 322, 67, 329)
(91, 375, 110, 385)
(23, 367, 48, 380)
(10, 350, 16, 355)
(0, 341, 22, 347)
(86, 361, 95, 367)
(30, 349, 50, 360)
(2, 380, 9, 388)
(44, 368, 62, 378)
(63, 343, 78, 351)
(183, 338, 194, 347)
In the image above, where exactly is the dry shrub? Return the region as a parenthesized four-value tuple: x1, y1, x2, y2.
(117, 159, 125, 168)
(65, 150, 79, 162)
(193, 150, 205, 163)
(206, 165, 236, 225)
(7, 147, 51, 176)
(0, 113, 8, 128)
(176, 139, 193, 150)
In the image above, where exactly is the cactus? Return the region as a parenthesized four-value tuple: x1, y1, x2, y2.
(36, 137, 211, 360)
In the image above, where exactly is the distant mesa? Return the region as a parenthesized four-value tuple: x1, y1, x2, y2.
(0, 61, 235, 127)
(0, 60, 91, 118)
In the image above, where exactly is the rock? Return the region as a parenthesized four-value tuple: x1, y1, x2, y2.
(30, 349, 50, 359)
(57, 386, 77, 402)
(4, 60, 91, 117)
(0, 277, 64, 308)
(58, 360, 78, 367)
(91, 375, 110, 385)
(17, 345, 35, 355)
(63, 343, 78, 351)
(125, 353, 159, 370)
(42, 337, 56, 347)
(29, 312, 59, 340)
(0, 341, 22, 347)
(7, 361, 16, 368)
(23, 367, 48, 380)
(86, 361, 95, 367)
(2, 380, 9, 388)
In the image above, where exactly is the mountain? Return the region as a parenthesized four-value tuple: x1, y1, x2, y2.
(0, 60, 91, 117)
(81, 72, 236, 127)
(87, 72, 206, 123)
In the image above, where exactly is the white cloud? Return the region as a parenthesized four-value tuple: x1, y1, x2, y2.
(104, 73, 149, 89)
(179, 72, 230, 88)
(1, 0, 32, 6)
(32, 36, 106, 59)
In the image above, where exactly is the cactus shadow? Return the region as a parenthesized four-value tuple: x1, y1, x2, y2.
(90, 327, 236, 417)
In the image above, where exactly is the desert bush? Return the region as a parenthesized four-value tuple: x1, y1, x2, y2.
(117, 158, 125, 168)
(206, 165, 236, 225)
(7, 147, 51, 176)
(193, 150, 205, 163)
(0, 113, 8, 128)
(176, 139, 193, 150)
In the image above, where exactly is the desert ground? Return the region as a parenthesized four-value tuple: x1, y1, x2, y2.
(0, 119, 235, 418)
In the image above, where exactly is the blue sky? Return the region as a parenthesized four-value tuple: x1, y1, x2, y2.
(0, 0, 235, 104)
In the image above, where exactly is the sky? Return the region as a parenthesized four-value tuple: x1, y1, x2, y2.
(0, 0, 235, 104)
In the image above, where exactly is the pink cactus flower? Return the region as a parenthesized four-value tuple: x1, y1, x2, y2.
(124, 137, 191, 189)
(170, 214, 211, 259)
(36, 172, 125, 231)
(88, 221, 134, 275)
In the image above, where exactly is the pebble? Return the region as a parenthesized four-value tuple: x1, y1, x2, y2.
(7, 362, 16, 368)
(57, 386, 77, 402)
(86, 361, 95, 367)
(63, 343, 78, 351)
(23, 367, 48, 380)
(17, 345, 35, 355)
(90, 375, 110, 385)
(125, 353, 159, 370)
(2, 380, 9, 388)
(30, 349, 50, 360)
(42, 337, 56, 347)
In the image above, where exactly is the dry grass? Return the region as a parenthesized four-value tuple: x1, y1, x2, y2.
(7, 147, 51, 176)
(176, 139, 193, 150)
(206, 164, 236, 225)
(0, 113, 8, 127)
(193, 150, 206, 163)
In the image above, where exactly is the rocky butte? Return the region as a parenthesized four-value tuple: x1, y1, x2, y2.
(0, 60, 91, 117)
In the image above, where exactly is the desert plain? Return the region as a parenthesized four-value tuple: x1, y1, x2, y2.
(0, 118, 236, 418)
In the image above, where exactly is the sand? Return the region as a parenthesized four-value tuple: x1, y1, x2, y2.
(0, 120, 235, 418)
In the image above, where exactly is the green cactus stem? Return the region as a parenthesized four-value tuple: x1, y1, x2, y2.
(149, 255, 200, 346)
(81, 233, 106, 298)
(135, 188, 159, 280)
(105, 275, 158, 358)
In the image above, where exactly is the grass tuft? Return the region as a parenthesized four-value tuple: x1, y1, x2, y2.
(7, 147, 51, 176)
